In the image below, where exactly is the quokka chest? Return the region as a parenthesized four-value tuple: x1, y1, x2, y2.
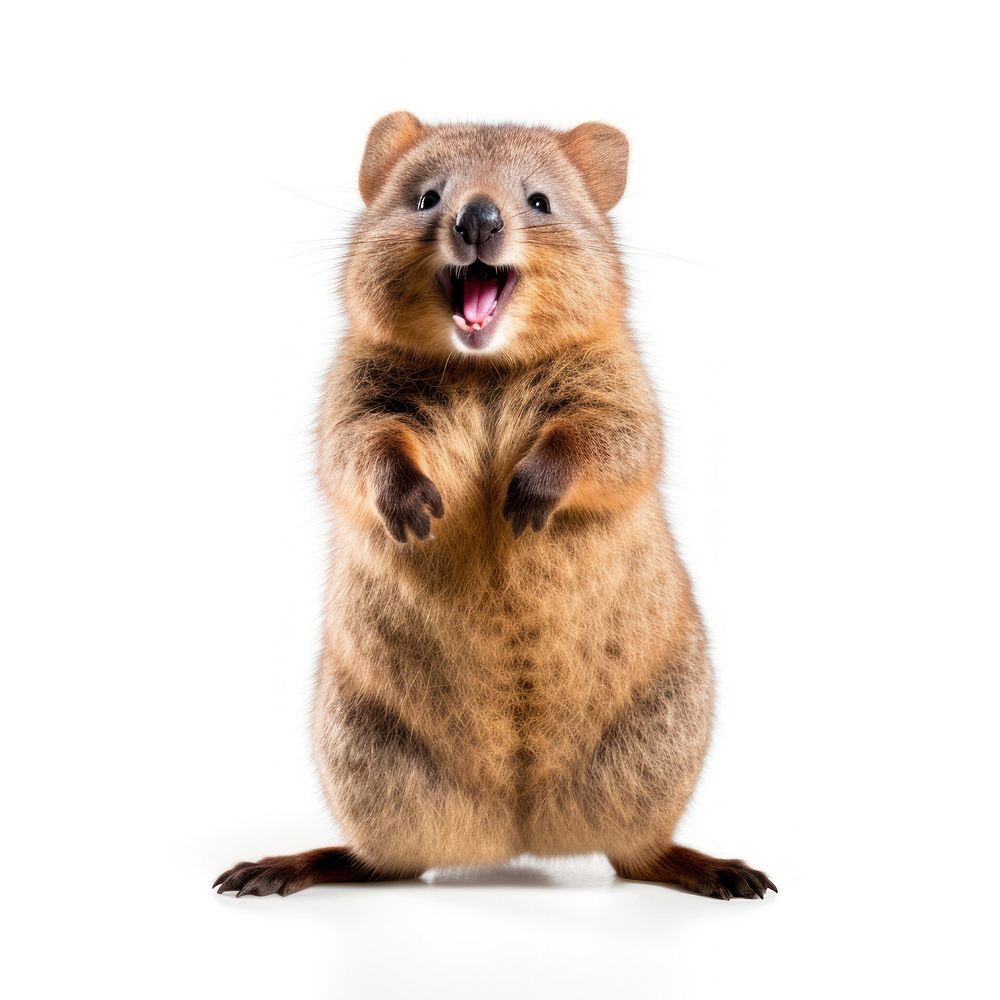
(355, 355, 561, 488)
(411, 385, 539, 526)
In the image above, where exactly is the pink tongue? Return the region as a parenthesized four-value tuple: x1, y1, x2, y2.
(463, 273, 499, 325)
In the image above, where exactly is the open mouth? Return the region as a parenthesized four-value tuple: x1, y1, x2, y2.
(438, 261, 519, 350)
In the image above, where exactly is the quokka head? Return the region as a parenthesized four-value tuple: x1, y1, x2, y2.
(343, 113, 630, 362)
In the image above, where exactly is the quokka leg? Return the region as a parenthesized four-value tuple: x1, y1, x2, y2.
(214, 847, 422, 897)
(611, 844, 776, 900)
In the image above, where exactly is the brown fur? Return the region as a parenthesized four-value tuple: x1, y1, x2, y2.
(216, 114, 775, 899)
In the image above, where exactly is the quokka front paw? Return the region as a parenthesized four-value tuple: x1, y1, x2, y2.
(374, 455, 444, 542)
(503, 450, 573, 537)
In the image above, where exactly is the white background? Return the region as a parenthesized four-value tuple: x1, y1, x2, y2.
(2, 2, 998, 997)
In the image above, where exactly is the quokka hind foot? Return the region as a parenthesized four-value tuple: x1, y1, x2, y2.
(611, 844, 777, 900)
(214, 847, 423, 897)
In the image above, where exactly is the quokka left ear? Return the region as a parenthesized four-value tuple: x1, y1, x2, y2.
(359, 111, 425, 205)
(559, 122, 629, 212)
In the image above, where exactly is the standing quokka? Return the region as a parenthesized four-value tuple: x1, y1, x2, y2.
(215, 113, 776, 900)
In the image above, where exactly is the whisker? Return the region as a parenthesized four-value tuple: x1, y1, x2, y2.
(273, 180, 359, 215)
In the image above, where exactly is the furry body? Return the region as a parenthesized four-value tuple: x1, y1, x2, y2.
(314, 342, 709, 872)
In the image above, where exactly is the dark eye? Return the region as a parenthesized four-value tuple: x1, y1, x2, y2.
(417, 190, 440, 211)
(528, 192, 550, 214)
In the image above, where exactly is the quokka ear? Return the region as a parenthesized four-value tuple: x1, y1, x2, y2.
(359, 112, 425, 205)
(559, 122, 629, 212)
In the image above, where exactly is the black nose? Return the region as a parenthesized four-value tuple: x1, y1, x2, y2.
(455, 199, 504, 248)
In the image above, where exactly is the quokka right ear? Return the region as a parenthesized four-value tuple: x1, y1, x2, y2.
(559, 122, 629, 212)
(359, 112, 425, 205)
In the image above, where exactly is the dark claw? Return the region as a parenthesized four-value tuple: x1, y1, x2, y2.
(217, 875, 238, 894)
(727, 873, 755, 899)
(746, 870, 768, 898)
(236, 872, 271, 897)
(217, 869, 253, 894)
(424, 482, 444, 519)
(508, 511, 531, 538)
(213, 861, 253, 889)
(411, 510, 431, 540)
